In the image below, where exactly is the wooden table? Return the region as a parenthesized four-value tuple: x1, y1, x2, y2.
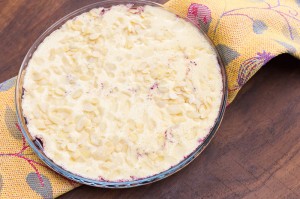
(1, 1, 299, 198)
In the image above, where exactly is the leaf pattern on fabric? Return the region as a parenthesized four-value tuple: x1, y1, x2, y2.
(275, 40, 297, 53)
(187, 3, 212, 33)
(5, 106, 22, 140)
(215, 44, 240, 66)
(0, 77, 16, 92)
(237, 51, 274, 86)
(281, 24, 300, 41)
(26, 172, 53, 199)
(253, 20, 268, 34)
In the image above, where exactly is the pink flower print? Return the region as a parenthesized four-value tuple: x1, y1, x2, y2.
(237, 51, 274, 87)
(187, 3, 212, 33)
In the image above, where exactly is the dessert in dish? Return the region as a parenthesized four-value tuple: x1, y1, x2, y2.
(21, 5, 223, 181)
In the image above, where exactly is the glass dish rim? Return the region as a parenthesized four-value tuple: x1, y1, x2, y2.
(15, 0, 228, 188)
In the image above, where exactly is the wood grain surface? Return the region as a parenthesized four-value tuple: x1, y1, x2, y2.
(1, 1, 300, 199)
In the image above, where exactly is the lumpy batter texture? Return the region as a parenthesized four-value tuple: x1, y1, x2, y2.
(22, 5, 223, 181)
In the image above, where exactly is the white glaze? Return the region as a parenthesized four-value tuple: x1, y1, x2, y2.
(22, 5, 223, 181)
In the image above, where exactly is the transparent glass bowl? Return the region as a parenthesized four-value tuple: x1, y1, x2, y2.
(15, 0, 228, 188)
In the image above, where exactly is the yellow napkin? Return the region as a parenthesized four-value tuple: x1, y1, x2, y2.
(1, 0, 300, 198)
(0, 77, 79, 199)
(165, 0, 300, 103)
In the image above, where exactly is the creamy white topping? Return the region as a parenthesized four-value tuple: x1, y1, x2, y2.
(22, 5, 223, 181)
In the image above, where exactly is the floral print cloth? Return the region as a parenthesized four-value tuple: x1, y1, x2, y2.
(0, 77, 79, 199)
(165, 0, 300, 103)
(0, 0, 300, 198)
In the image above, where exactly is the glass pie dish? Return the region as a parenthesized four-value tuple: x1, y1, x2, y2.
(15, 0, 228, 188)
